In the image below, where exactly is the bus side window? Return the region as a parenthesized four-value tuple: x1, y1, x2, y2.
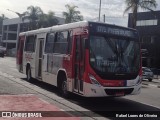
(24, 35, 36, 52)
(54, 31, 68, 54)
(45, 33, 55, 53)
(68, 30, 73, 54)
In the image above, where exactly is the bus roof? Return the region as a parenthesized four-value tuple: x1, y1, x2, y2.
(19, 21, 137, 36)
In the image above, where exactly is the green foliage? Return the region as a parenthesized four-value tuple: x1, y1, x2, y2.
(25, 5, 43, 30)
(63, 4, 83, 23)
(2, 4, 84, 31)
(38, 11, 59, 28)
(124, 0, 157, 28)
(25, 6, 59, 30)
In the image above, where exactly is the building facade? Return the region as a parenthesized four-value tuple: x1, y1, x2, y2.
(128, 11, 160, 68)
(2, 18, 28, 49)
(2, 17, 65, 50)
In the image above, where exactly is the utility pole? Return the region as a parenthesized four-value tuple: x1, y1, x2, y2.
(99, 0, 101, 22)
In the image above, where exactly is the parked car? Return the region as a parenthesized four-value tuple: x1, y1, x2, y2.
(7, 48, 16, 57)
(0, 49, 4, 57)
(142, 67, 154, 82)
(0, 46, 6, 57)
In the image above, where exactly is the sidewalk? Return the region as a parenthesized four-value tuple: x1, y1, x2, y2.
(153, 75, 160, 80)
(0, 95, 80, 120)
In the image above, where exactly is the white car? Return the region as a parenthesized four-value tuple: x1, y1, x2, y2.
(142, 67, 154, 82)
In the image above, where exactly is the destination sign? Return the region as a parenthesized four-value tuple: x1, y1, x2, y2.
(96, 25, 137, 38)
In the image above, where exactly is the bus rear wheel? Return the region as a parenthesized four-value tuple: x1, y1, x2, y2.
(26, 67, 32, 81)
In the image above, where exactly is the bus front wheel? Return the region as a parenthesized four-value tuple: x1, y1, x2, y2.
(60, 77, 70, 98)
(26, 67, 32, 81)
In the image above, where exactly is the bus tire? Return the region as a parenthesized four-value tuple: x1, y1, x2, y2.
(148, 78, 152, 82)
(60, 76, 70, 98)
(26, 66, 32, 81)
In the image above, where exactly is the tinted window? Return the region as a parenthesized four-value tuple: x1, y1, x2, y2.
(25, 35, 36, 52)
(143, 68, 152, 72)
(90, 36, 140, 74)
(45, 33, 55, 53)
(54, 31, 68, 54)
(68, 31, 73, 54)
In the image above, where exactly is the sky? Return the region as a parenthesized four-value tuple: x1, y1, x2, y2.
(0, 0, 160, 27)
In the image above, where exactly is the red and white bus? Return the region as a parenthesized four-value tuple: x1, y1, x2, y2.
(17, 21, 142, 97)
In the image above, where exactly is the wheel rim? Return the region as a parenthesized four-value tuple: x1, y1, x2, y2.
(62, 81, 67, 95)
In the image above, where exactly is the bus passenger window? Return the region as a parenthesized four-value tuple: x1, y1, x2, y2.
(68, 31, 73, 54)
(54, 31, 68, 54)
(25, 35, 36, 52)
(45, 33, 55, 53)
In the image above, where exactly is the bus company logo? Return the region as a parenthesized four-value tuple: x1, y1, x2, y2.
(25, 54, 33, 61)
(118, 81, 124, 86)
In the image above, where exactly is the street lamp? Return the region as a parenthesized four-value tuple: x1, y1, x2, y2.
(7, 9, 25, 50)
(99, 0, 102, 22)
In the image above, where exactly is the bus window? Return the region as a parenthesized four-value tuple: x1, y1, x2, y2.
(54, 31, 68, 54)
(45, 33, 55, 53)
(25, 35, 36, 52)
(68, 30, 73, 54)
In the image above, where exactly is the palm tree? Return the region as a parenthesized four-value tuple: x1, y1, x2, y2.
(124, 0, 157, 28)
(63, 4, 83, 23)
(26, 6, 43, 30)
(47, 11, 59, 26)
(38, 11, 59, 28)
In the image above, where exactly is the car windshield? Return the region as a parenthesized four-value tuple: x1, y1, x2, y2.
(143, 68, 152, 72)
(89, 35, 140, 74)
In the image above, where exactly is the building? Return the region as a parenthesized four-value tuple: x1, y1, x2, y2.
(128, 11, 160, 68)
(2, 18, 28, 49)
(2, 17, 65, 50)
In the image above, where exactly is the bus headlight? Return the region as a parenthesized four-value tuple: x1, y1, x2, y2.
(89, 74, 101, 87)
(136, 76, 142, 85)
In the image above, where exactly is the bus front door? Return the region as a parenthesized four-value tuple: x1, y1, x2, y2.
(74, 36, 85, 94)
(37, 38, 44, 79)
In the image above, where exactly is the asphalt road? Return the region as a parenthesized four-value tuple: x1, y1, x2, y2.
(0, 57, 160, 120)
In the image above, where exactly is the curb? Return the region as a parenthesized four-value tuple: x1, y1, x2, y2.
(142, 82, 160, 88)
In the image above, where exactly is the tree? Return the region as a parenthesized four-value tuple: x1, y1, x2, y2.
(47, 11, 59, 26)
(124, 0, 157, 28)
(38, 11, 59, 28)
(63, 4, 83, 23)
(26, 5, 43, 30)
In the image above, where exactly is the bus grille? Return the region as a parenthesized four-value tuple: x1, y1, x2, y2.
(105, 88, 134, 96)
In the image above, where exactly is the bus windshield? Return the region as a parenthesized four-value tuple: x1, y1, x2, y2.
(89, 35, 140, 78)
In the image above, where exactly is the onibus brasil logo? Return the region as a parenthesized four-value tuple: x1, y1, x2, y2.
(1, 112, 42, 118)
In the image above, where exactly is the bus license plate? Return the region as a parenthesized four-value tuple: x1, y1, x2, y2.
(115, 92, 124, 96)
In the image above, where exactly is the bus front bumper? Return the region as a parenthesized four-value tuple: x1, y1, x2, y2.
(84, 82, 141, 97)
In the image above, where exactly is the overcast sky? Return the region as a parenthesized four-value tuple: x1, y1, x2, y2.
(0, 0, 160, 27)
